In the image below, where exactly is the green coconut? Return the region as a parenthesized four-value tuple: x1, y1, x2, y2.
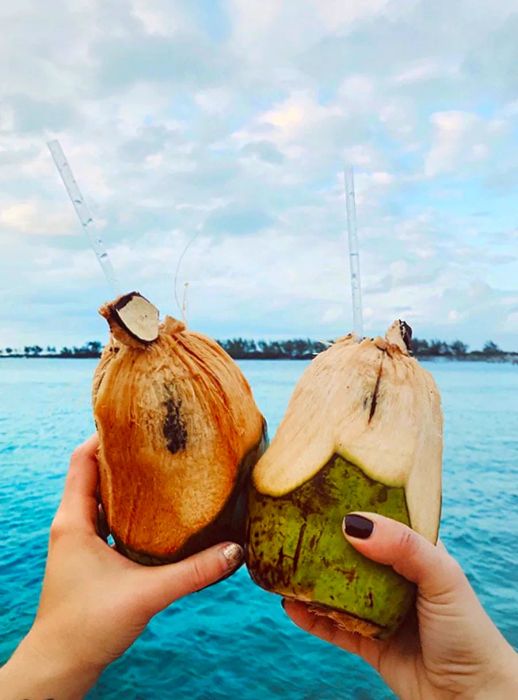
(246, 321, 442, 638)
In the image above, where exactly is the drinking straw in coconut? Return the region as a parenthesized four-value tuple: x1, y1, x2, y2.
(174, 224, 201, 314)
(181, 281, 189, 323)
(344, 167, 364, 337)
(47, 140, 119, 294)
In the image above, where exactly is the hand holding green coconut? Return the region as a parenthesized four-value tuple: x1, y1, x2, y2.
(284, 512, 518, 700)
(247, 321, 442, 637)
(0, 435, 244, 700)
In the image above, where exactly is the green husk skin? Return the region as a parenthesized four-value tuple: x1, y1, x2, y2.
(246, 454, 415, 637)
(112, 423, 268, 566)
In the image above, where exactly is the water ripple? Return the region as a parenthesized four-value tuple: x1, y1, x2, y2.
(0, 359, 517, 699)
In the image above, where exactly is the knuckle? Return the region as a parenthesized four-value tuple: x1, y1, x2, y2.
(399, 527, 421, 559)
(70, 444, 87, 463)
(442, 554, 465, 584)
(189, 558, 207, 590)
(423, 552, 468, 600)
(49, 513, 68, 542)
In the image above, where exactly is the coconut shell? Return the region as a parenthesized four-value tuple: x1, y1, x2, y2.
(247, 320, 442, 637)
(93, 293, 266, 564)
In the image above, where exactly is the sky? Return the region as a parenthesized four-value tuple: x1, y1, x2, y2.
(1, 0, 517, 350)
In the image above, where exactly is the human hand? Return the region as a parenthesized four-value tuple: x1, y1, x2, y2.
(283, 513, 518, 700)
(0, 435, 243, 700)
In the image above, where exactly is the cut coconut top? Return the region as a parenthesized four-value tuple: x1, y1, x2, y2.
(100, 292, 159, 347)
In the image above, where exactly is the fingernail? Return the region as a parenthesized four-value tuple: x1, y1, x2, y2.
(343, 514, 374, 539)
(221, 543, 244, 570)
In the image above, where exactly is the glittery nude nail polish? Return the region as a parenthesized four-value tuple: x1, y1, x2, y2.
(221, 543, 244, 570)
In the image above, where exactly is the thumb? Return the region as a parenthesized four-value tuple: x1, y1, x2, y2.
(342, 513, 466, 600)
(137, 542, 243, 615)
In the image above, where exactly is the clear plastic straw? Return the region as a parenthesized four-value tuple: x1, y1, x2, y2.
(344, 167, 364, 337)
(181, 281, 189, 324)
(47, 140, 119, 294)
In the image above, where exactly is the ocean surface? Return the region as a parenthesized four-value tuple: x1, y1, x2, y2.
(0, 358, 517, 699)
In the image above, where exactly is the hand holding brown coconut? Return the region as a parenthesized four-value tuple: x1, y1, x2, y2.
(92, 292, 267, 565)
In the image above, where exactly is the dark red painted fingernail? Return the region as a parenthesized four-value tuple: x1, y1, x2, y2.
(343, 514, 374, 539)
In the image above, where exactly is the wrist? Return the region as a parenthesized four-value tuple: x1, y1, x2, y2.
(0, 624, 101, 700)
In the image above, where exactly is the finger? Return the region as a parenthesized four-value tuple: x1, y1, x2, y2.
(436, 538, 448, 553)
(137, 543, 243, 615)
(342, 513, 466, 599)
(58, 434, 100, 529)
(282, 599, 382, 669)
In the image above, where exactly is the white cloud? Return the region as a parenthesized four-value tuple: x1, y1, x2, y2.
(130, 0, 190, 36)
(258, 91, 343, 146)
(194, 88, 234, 115)
(0, 0, 517, 349)
(311, 0, 392, 31)
(424, 111, 509, 177)
(392, 58, 460, 86)
(321, 305, 344, 324)
(0, 200, 74, 236)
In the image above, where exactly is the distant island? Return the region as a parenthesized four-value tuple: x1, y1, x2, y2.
(1, 338, 517, 363)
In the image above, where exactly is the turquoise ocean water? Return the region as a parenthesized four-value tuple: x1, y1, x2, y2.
(0, 358, 517, 699)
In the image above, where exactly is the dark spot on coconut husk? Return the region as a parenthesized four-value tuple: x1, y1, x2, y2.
(344, 568, 357, 583)
(292, 522, 307, 573)
(368, 357, 383, 423)
(163, 396, 187, 453)
(376, 486, 388, 504)
(124, 420, 268, 567)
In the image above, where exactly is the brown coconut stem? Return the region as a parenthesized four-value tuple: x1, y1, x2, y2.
(385, 320, 413, 355)
(99, 292, 160, 348)
(162, 315, 186, 336)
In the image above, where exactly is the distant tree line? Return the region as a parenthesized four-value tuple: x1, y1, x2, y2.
(216, 338, 329, 359)
(218, 337, 512, 359)
(0, 341, 103, 358)
(411, 338, 507, 358)
(0, 338, 514, 360)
